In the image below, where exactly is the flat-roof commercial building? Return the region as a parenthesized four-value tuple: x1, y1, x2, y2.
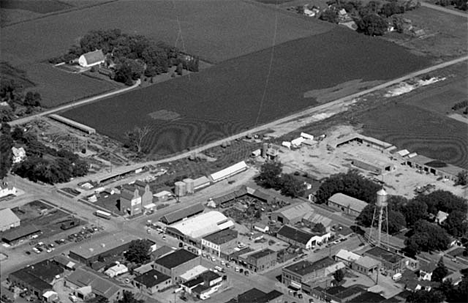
(201, 229, 238, 257)
(0, 208, 20, 232)
(328, 193, 367, 217)
(69, 233, 140, 267)
(364, 247, 405, 274)
(1, 224, 40, 244)
(133, 269, 171, 295)
(351, 256, 381, 276)
(282, 257, 338, 289)
(277, 225, 331, 250)
(153, 249, 200, 283)
(239, 249, 277, 272)
(311, 285, 365, 303)
(160, 203, 204, 225)
(226, 288, 283, 303)
(334, 249, 361, 266)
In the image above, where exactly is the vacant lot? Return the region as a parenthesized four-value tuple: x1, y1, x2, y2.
(61, 27, 430, 156)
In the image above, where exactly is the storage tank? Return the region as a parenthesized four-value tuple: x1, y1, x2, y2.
(376, 188, 388, 208)
(183, 178, 194, 194)
(262, 143, 268, 158)
(174, 181, 187, 197)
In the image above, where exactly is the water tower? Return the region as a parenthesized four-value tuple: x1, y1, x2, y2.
(369, 188, 389, 247)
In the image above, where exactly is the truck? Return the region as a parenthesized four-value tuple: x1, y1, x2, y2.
(94, 210, 111, 220)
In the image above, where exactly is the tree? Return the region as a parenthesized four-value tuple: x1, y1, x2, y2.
(117, 291, 144, 303)
(380, 2, 403, 17)
(455, 170, 468, 186)
(124, 239, 152, 265)
(405, 220, 450, 254)
(333, 268, 345, 282)
(443, 211, 468, 237)
(255, 161, 283, 189)
(403, 200, 428, 227)
(320, 9, 339, 23)
(432, 257, 449, 282)
(125, 126, 151, 153)
(357, 14, 388, 36)
(406, 289, 445, 303)
(312, 223, 326, 234)
(23, 91, 41, 107)
(356, 204, 406, 234)
(279, 173, 306, 198)
(414, 190, 467, 215)
(437, 279, 456, 303)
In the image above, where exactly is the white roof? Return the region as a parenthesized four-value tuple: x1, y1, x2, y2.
(408, 152, 418, 158)
(169, 211, 234, 239)
(211, 161, 247, 182)
(0, 208, 20, 227)
(325, 262, 345, 275)
(105, 264, 128, 276)
(43, 291, 57, 298)
(144, 203, 156, 209)
(154, 190, 172, 198)
(436, 210, 449, 221)
(179, 265, 208, 281)
(335, 249, 361, 262)
(194, 176, 210, 187)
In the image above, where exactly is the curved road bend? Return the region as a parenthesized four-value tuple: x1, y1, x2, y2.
(8, 79, 141, 127)
(61, 55, 468, 189)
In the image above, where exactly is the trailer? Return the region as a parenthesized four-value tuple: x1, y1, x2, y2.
(94, 210, 111, 220)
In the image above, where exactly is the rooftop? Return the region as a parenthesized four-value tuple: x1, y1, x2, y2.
(322, 285, 364, 299)
(65, 268, 121, 299)
(167, 211, 234, 239)
(408, 155, 465, 176)
(1, 224, 40, 242)
(245, 249, 276, 260)
(183, 276, 204, 288)
(284, 257, 336, 276)
(365, 247, 403, 264)
(179, 265, 209, 281)
(9, 270, 51, 292)
(151, 246, 174, 260)
(70, 233, 140, 259)
(133, 269, 170, 288)
(0, 208, 20, 227)
(349, 291, 386, 303)
(335, 249, 361, 263)
(154, 249, 198, 269)
(274, 202, 313, 221)
(203, 228, 238, 245)
(160, 203, 204, 224)
(228, 288, 283, 303)
(328, 193, 368, 212)
(210, 161, 247, 182)
(354, 256, 381, 269)
(277, 225, 313, 244)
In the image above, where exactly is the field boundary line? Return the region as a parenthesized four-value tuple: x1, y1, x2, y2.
(421, 2, 468, 18)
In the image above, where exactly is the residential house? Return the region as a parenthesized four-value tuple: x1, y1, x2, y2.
(239, 249, 277, 272)
(133, 269, 171, 295)
(418, 261, 436, 281)
(0, 181, 17, 198)
(435, 210, 449, 225)
(328, 193, 367, 217)
(253, 222, 270, 233)
(201, 229, 238, 257)
(0, 208, 20, 232)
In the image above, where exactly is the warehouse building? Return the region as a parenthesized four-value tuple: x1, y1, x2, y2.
(65, 268, 123, 302)
(0, 208, 20, 232)
(1, 224, 40, 245)
(160, 203, 204, 225)
(270, 202, 313, 225)
(406, 154, 465, 182)
(328, 193, 367, 217)
(277, 225, 330, 250)
(210, 161, 248, 183)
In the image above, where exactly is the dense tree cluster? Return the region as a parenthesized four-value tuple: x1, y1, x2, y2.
(1, 126, 88, 184)
(405, 220, 451, 255)
(255, 162, 307, 198)
(315, 170, 381, 204)
(436, 0, 467, 11)
(124, 239, 152, 265)
(117, 291, 144, 303)
(1, 79, 42, 121)
(356, 197, 407, 234)
(431, 257, 449, 282)
(455, 170, 468, 186)
(49, 29, 199, 85)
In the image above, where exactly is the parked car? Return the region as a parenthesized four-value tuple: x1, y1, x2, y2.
(25, 251, 31, 255)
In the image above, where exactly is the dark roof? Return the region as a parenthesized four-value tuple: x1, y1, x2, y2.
(228, 247, 253, 258)
(133, 269, 170, 288)
(248, 249, 276, 260)
(154, 249, 198, 269)
(24, 260, 64, 283)
(160, 203, 204, 224)
(231, 288, 283, 303)
(203, 229, 238, 245)
(151, 246, 173, 259)
(182, 276, 204, 288)
(348, 291, 386, 303)
(1, 224, 40, 242)
(365, 247, 403, 264)
(277, 225, 313, 244)
(284, 257, 336, 276)
(323, 285, 364, 299)
(9, 270, 51, 292)
(192, 283, 210, 294)
(200, 270, 221, 282)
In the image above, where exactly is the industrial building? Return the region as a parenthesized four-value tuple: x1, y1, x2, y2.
(0, 208, 20, 232)
(166, 211, 234, 242)
(119, 183, 153, 215)
(405, 154, 465, 182)
(270, 202, 313, 225)
(212, 186, 272, 208)
(210, 161, 248, 183)
(328, 193, 367, 217)
(334, 134, 393, 151)
(48, 114, 96, 135)
(351, 156, 395, 175)
(160, 203, 204, 225)
(153, 249, 200, 282)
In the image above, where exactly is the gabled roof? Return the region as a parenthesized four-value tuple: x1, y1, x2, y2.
(133, 269, 170, 288)
(65, 268, 121, 299)
(154, 249, 198, 269)
(274, 202, 313, 221)
(328, 193, 367, 212)
(81, 50, 105, 65)
(0, 208, 20, 227)
(167, 211, 234, 239)
(202, 228, 238, 245)
(277, 225, 313, 244)
(161, 203, 205, 224)
(436, 210, 449, 222)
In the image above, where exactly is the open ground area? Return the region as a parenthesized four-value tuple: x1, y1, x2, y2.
(60, 27, 430, 156)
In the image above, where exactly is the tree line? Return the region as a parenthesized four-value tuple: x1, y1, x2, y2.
(49, 29, 200, 85)
(255, 162, 307, 198)
(0, 123, 88, 184)
(1, 79, 42, 122)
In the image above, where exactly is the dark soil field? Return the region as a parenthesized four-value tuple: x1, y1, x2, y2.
(358, 69, 468, 168)
(61, 27, 430, 156)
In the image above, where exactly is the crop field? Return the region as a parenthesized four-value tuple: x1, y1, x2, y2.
(61, 27, 430, 156)
(358, 72, 468, 168)
(23, 63, 121, 108)
(0, 0, 72, 14)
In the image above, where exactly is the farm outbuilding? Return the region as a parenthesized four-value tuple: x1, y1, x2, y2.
(210, 161, 247, 182)
(335, 134, 393, 151)
(193, 176, 210, 191)
(49, 114, 96, 135)
(78, 50, 105, 68)
(351, 156, 395, 175)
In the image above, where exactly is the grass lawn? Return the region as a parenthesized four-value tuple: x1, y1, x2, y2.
(61, 27, 430, 156)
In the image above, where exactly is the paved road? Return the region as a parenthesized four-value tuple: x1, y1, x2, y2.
(8, 79, 141, 127)
(421, 2, 468, 18)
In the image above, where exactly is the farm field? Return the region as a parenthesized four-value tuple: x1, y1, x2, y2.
(1, 0, 335, 66)
(358, 68, 468, 168)
(61, 27, 430, 156)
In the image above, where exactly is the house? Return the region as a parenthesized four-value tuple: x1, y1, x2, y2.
(133, 269, 171, 295)
(328, 193, 367, 217)
(12, 147, 26, 163)
(78, 50, 105, 68)
(201, 228, 238, 257)
(119, 184, 153, 216)
(418, 261, 436, 281)
(435, 210, 449, 225)
(270, 202, 313, 225)
(153, 249, 200, 283)
(0, 181, 17, 198)
(65, 268, 123, 302)
(226, 288, 283, 303)
(277, 225, 330, 250)
(335, 249, 361, 266)
(0, 208, 20, 232)
(351, 256, 381, 275)
(239, 249, 277, 272)
(282, 257, 338, 289)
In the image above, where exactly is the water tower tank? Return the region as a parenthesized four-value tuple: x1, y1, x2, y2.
(376, 188, 388, 207)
